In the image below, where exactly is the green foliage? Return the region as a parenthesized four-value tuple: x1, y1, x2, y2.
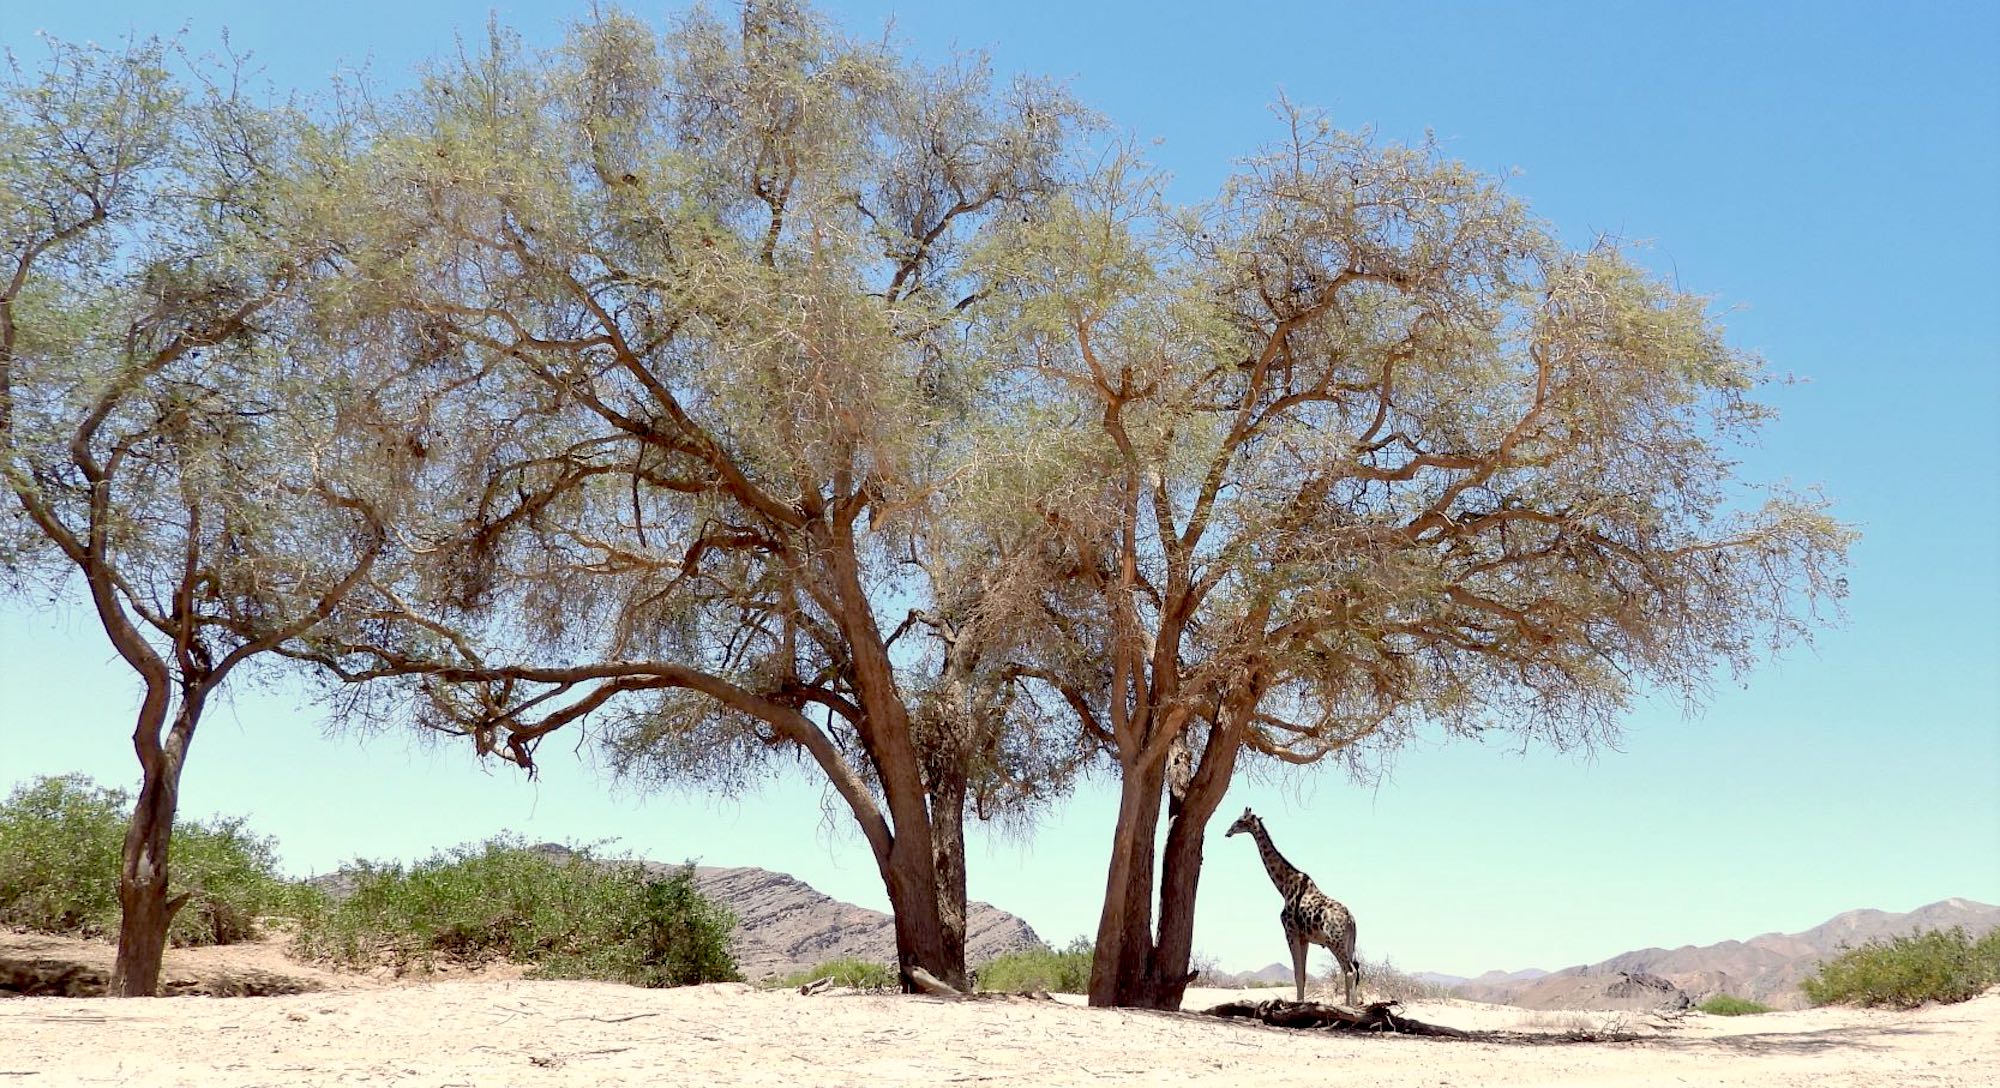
(170, 816, 324, 946)
(772, 957, 898, 990)
(0, 774, 301, 946)
(1697, 994, 1774, 1016)
(975, 936, 1094, 994)
(290, 837, 739, 988)
(1801, 927, 2000, 1009)
(0, 775, 124, 937)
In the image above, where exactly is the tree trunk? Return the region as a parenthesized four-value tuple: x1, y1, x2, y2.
(1138, 702, 1251, 1010)
(822, 527, 953, 990)
(881, 831, 951, 993)
(1142, 753, 1236, 1009)
(927, 772, 971, 990)
(1088, 752, 1168, 1007)
(1091, 703, 1249, 1010)
(110, 711, 191, 997)
(794, 713, 955, 994)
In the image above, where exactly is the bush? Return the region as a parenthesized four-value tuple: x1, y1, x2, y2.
(1801, 927, 2000, 1009)
(0, 774, 299, 946)
(976, 936, 1094, 994)
(291, 837, 740, 988)
(172, 816, 327, 945)
(1697, 994, 1774, 1016)
(0, 775, 124, 937)
(1355, 957, 1456, 1002)
(773, 957, 899, 990)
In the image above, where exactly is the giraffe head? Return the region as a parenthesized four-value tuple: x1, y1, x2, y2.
(1224, 807, 1261, 837)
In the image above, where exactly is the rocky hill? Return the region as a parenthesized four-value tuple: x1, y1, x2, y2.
(1447, 967, 1546, 991)
(1201, 961, 1294, 988)
(1453, 898, 2000, 1009)
(683, 863, 1043, 980)
(1502, 970, 1696, 1012)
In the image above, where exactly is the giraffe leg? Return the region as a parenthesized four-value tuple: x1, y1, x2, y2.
(1337, 932, 1360, 1006)
(1289, 929, 1308, 1003)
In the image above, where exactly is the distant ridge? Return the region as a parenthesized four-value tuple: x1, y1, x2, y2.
(536, 845, 1046, 979)
(682, 863, 1042, 980)
(1452, 898, 2000, 1009)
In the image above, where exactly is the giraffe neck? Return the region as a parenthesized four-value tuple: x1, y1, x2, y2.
(1248, 822, 1306, 897)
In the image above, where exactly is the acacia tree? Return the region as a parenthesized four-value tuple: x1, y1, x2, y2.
(283, 3, 1085, 988)
(0, 39, 415, 995)
(971, 116, 1851, 1009)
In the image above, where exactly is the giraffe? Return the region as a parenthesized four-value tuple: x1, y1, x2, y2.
(1225, 807, 1361, 1005)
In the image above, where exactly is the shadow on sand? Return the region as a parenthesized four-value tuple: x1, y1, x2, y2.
(1641, 1019, 1937, 1056)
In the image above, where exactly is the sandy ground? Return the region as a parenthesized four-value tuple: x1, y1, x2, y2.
(3, 933, 1994, 1086)
(3, 970, 1996, 1088)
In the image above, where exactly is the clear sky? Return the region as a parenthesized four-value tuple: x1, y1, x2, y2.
(3, 1, 1996, 979)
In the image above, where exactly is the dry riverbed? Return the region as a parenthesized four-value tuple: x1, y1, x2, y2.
(2, 933, 1994, 1086)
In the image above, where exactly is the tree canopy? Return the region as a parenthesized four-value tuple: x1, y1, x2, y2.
(269, 1, 1094, 988)
(966, 111, 1849, 1006)
(3, 1, 1850, 1006)
(0, 35, 422, 993)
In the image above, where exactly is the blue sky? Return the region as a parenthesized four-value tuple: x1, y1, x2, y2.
(3, 1, 1996, 979)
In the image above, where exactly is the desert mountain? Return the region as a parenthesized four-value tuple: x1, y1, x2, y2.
(1243, 962, 1294, 985)
(1453, 897, 2000, 1009)
(682, 863, 1043, 980)
(1191, 961, 1302, 988)
(1458, 968, 1549, 987)
(531, 844, 1047, 979)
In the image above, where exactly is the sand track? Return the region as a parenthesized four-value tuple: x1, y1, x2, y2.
(3, 977, 1995, 1086)
(3, 933, 1994, 1086)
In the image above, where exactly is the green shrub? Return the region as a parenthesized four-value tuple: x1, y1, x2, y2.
(171, 816, 327, 945)
(1801, 927, 2000, 1009)
(0, 774, 299, 946)
(976, 936, 1094, 994)
(0, 774, 124, 937)
(773, 957, 899, 990)
(291, 837, 739, 988)
(1697, 994, 1774, 1016)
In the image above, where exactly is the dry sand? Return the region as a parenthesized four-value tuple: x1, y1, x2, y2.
(3, 937, 1996, 1087)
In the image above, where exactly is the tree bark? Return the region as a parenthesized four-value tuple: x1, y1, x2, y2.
(1142, 726, 1240, 1011)
(1087, 752, 1168, 1007)
(1089, 701, 1248, 1010)
(880, 832, 951, 993)
(820, 523, 957, 990)
(927, 772, 971, 990)
(110, 698, 195, 997)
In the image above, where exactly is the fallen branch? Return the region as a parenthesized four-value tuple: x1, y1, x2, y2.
(902, 968, 1063, 1002)
(1200, 998, 1641, 1044)
(1201, 998, 1468, 1037)
(797, 976, 835, 996)
(908, 967, 963, 998)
